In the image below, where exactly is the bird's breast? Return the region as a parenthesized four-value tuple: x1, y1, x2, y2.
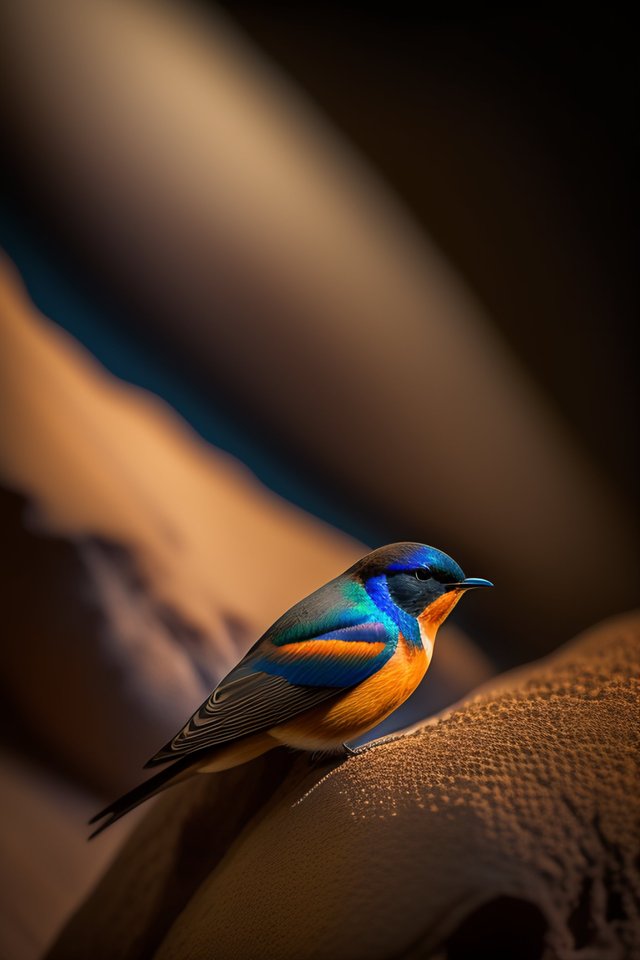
(270, 632, 429, 751)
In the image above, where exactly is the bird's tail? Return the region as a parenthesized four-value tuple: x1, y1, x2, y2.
(88, 756, 193, 839)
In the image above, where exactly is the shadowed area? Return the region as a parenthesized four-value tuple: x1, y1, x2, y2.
(444, 896, 548, 960)
(48, 612, 640, 959)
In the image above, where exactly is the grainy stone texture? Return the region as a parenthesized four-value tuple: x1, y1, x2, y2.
(49, 611, 640, 960)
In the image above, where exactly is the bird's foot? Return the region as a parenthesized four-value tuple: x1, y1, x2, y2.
(348, 732, 407, 755)
(342, 742, 357, 757)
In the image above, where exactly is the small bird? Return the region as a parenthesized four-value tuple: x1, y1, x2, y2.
(89, 542, 491, 836)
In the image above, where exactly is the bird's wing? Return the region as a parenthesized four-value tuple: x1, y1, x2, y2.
(145, 615, 395, 767)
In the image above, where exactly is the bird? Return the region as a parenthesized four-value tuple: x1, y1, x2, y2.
(89, 542, 491, 836)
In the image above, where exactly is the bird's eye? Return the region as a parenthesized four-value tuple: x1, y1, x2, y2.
(413, 568, 431, 581)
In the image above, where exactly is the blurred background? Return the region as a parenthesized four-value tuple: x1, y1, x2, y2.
(0, 2, 637, 956)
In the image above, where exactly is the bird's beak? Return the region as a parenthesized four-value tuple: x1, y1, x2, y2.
(446, 577, 493, 591)
(461, 577, 493, 589)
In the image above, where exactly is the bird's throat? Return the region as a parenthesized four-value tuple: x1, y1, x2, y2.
(417, 589, 463, 658)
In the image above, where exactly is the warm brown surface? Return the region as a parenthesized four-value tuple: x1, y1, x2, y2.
(49, 611, 640, 960)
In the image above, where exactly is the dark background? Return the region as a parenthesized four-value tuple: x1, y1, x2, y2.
(215, 3, 638, 498)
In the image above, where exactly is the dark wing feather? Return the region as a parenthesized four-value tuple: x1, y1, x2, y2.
(145, 669, 340, 766)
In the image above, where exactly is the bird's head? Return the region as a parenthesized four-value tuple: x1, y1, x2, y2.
(349, 542, 492, 635)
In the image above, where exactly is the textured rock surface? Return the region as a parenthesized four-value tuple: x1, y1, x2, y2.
(49, 611, 640, 959)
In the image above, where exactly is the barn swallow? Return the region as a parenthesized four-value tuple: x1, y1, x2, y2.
(89, 542, 491, 836)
